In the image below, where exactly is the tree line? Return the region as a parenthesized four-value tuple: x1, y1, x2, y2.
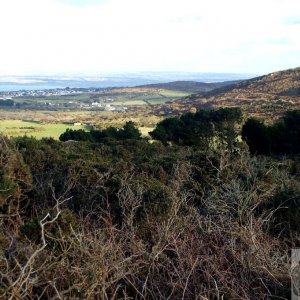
(242, 110, 300, 155)
(60, 108, 243, 151)
(60, 107, 300, 157)
(59, 121, 142, 142)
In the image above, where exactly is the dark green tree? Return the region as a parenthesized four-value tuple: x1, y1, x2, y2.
(149, 117, 184, 145)
(242, 110, 300, 156)
(282, 110, 300, 154)
(212, 108, 242, 150)
(150, 108, 242, 150)
(118, 121, 142, 140)
(59, 128, 91, 142)
(241, 118, 271, 155)
(59, 122, 141, 143)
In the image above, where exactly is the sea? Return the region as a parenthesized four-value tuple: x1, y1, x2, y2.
(0, 73, 256, 92)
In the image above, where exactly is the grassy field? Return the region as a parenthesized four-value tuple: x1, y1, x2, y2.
(0, 119, 154, 140)
(113, 100, 147, 106)
(13, 88, 190, 107)
(14, 94, 91, 104)
(0, 87, 186, 140)
(0, 120, 88, 140)
(112, 89, 190, 105)
(0, 109, 162, 126)
(158, 90, 190, 98)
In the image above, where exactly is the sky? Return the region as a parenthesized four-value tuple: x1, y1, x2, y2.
(0, 0, 299, 75)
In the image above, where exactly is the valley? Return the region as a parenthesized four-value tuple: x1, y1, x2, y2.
(1, 67, 300, 140)
(0, 79, 237, 139)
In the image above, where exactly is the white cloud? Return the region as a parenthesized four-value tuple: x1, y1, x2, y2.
(0, 0, 299, 75)
(55, 0, 107, 6)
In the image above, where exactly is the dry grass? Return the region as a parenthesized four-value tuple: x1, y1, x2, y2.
(0, 140, 293, 299)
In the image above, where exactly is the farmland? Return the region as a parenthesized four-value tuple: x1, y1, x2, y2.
(0, 109, 158, 139)
(0, 119, 154, 139)
(4, 87, 190, 110)
(0, 87, 187, 140)
(0, 120, 88, 139)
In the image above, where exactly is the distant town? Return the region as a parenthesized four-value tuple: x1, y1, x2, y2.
(0, 87, 107, 98)
(0, 87, 127, 112)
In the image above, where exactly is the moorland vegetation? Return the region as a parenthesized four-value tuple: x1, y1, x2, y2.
(1, 107, 299, 299)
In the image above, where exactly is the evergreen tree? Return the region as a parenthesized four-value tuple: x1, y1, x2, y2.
(241, 118, 271, 155)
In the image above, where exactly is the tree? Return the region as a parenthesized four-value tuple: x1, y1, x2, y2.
(118, 121, 141, 140)
(212, 108, 242, 150)
(150, 108, 242, 150)
(241, 118, 271, 155)
(59, 122, 142, 143)
(242, 110, 300, 156)
(59, 129, 91, 142)
(281, 110, 300, 154)
(149, 117, 184, 145)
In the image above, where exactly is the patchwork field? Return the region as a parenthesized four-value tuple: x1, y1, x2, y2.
(0, 120, 88, 139)
(0, 87, 185, 139)
(11, 88, 190, 108)
(95, 89, 190, 106)
(0, 117, 155, 140)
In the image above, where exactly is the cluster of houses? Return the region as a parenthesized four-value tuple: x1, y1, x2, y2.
(0, 87, 128, 112)
(0, 88, 85, 99)
(80, 102, 126, 112)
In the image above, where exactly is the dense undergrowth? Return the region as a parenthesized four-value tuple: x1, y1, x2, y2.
(0, 109, 299, 299)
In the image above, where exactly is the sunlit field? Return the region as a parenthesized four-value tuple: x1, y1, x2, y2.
(0, 120, 88, 140)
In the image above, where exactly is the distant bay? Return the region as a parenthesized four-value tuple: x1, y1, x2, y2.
(0, 73, 256, 92)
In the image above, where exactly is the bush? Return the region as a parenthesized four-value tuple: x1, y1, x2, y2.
(150, 107, 242, 150)
(242, 109, 300, 156)
(242, 118, 271, 155)
(267, 187, 300, 235)
(59, 122, 142, 143)
(0, 137, 32, 223)
(0, 132, 294, 299)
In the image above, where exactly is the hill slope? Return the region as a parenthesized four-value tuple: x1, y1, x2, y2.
(201, 67, 300, 97)
(161, 67, 300, 120)
(139, 80, 240, 93)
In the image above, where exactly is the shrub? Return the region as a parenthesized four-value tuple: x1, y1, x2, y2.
(150, 107, 242, 150)
(242, 109, 300, 156)
(267, 187, 300, 235)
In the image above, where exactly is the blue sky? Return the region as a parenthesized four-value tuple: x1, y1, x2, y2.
(0, 0, 299, 75)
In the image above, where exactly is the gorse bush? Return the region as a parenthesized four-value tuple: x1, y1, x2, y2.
(242, 109, 300, 155)
(265, 186, 300, 235)
(150, 107, 242, 150)
(59, 121, 142, 142)
(0, 136, 32, 226)
(59, 108, 242, 151)
(1, 108, 299, 299)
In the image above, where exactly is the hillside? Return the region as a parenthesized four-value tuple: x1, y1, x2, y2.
(139, 80, 240, 93)
(200, 67, 300, 97)
(157, 67, 300, 120)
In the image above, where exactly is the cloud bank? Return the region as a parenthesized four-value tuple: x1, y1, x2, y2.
(0, 0, 299, 75)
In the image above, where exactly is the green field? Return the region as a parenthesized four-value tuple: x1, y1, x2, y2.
(14, 94, 91, 104)
(0, 120, 154, 139)
(158, 90, 190, 98)
(0, 120, 88, 140)
(113, 100, 147, 106)
(11, 88, 191, 109)
(109, 90, 190, 106)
